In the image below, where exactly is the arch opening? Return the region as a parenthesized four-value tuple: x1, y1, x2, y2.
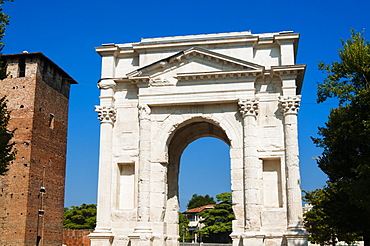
(165, 119, 232, 243)
(179, 137, 231, 211)
(167, 120, 231, 201)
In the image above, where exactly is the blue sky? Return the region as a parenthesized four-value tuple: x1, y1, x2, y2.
(3, 0, 369, 211)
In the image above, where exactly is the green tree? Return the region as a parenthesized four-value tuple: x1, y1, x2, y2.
(186, 194, 216, 210)
(309, 29, 370, 246)
(179, 212, 191, 242)
(0, 0, 13, 79)
(198, 192, 234, 243)
(303, 187, 359, 246)
(0, 96, 15, 175)
(0, 0, 15, 175)
(63, 203, 97, 229)
(317, 29, 370, 105)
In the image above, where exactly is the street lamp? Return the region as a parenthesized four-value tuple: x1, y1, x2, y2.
(182, 226, 185, 246)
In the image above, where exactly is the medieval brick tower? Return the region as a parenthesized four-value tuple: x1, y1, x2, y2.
(0, 52, 76, 245)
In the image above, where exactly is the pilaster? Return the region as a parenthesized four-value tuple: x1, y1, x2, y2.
(238, 98, 261, 231)
(129, 104, 153, 246)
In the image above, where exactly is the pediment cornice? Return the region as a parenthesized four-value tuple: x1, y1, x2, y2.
(127, 47, 264, 79)
(129, 69, 264, 85)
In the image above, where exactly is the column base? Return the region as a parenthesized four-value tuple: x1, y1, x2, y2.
(284, 229, 309, 246)
(89, 230, 114, 246)
(230, 232, 242, 246)
(241, 232, 265, 246)
(165, 235, 179, 246)
(129, 223, 153, 246)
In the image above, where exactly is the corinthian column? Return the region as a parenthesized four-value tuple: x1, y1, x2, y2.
(238, 98, 261, 232)
(279, 96, 304, 230)
(89, 80, 116, 245)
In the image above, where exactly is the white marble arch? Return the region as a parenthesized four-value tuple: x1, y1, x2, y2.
(90, 31, 309, 246)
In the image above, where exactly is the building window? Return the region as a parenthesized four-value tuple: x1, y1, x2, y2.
(42, 63, 48, 81)
(19, 56, 26, 77)
(49, 114, 55, 129)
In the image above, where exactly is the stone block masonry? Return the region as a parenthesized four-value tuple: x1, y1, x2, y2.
(91, 31, 308, 246)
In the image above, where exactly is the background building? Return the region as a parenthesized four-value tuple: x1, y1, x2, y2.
(0, 52, 76, 245)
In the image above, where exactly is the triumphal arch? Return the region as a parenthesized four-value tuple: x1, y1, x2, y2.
(90, 31, 308, 246)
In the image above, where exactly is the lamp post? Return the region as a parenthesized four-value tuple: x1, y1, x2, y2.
(182, 226, 185, 246)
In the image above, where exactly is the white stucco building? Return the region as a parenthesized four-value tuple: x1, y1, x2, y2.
(90, 30, 308, 246)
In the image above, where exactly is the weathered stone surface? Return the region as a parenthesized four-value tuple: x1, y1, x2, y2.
(91, 31, 308, 246)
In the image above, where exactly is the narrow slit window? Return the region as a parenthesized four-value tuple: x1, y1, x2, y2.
(49, 114, 55, 129)
(19, 56, 26, 77)
(42, 63, 48, 81)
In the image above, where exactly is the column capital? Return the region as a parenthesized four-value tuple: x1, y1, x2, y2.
(238, 98, 259, 118)
(95, 106, 116, 124)
(279, 95, 301, 116)
(138, 104, 151, 120)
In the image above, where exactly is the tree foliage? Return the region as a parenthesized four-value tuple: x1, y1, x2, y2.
(307, 29, 370, 246)
(0, 0, 13, 79)
(0, 0, 14, 175)
(178, 212, 191, 242)
(186, 194, 216, 210)
(303, 187, 359, 246)
(0, 96, 15, 175)
(63, 203, 97, 229)
(198, 192, 234, 243)
(317, 29, 370, 105)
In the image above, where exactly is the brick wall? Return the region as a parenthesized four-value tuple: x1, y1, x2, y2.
(62, 229, 92, 246)
(0, 53, 75, 246)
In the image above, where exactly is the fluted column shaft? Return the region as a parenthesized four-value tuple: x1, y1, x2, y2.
(279, 96, 303, 230)
(238, 98, 260, 230)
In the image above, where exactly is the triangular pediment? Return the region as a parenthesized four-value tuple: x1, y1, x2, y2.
(127, 47, 264, 85)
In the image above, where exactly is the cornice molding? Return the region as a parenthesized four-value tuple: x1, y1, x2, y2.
(127, 47, 264, 79)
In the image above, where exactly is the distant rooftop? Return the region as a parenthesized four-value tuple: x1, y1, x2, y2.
(184, 204, 216, 214)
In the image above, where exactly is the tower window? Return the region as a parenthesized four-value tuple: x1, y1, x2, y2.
(19, 56, 26, 77)
(49, 114, 55, 129)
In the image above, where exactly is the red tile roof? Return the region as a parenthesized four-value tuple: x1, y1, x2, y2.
(184, 204, 215, 213)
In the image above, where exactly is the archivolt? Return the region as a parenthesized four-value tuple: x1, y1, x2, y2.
(151, 113, 242, 164)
